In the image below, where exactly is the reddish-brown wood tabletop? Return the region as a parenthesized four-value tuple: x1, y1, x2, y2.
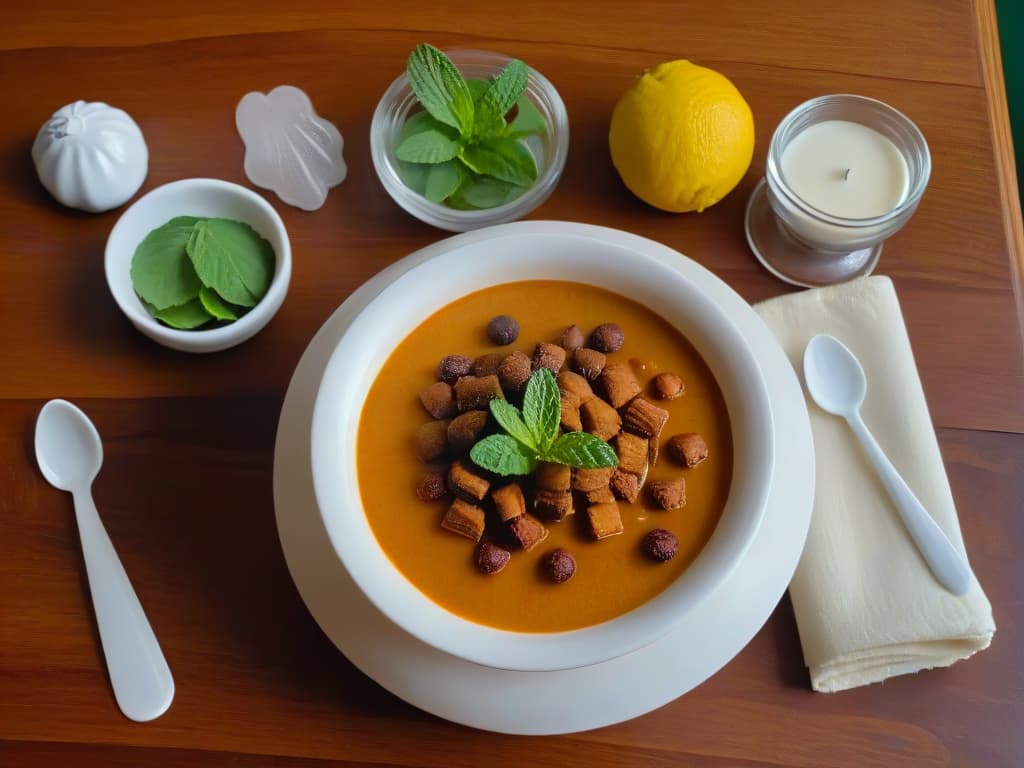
(1, 2, 1021, 766)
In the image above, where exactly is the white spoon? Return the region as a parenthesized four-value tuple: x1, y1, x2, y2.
(35, 399, 174, 721)
(802, 335, 972, 596)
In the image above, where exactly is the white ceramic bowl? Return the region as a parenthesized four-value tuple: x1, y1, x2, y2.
(104, 178, 291, 353)
(310, 225, 774, 672)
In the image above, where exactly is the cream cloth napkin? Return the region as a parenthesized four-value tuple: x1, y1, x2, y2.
(754, 276, 995, 692)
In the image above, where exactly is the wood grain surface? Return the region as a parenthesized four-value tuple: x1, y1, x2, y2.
(1, 2, 1021, 766)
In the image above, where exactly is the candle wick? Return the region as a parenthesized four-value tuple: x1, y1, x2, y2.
(843, 168, 851, 181)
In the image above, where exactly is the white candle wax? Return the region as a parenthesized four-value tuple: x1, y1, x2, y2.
(775, 120, 910, 249)
(782, 120, 909, 218)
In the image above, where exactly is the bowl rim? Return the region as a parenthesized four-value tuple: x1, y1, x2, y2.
(309, 226, 775, 672)
(369, 48, 570, 232)
(103, 177, 292, 351)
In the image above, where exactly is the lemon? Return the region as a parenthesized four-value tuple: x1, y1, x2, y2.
(609, 60, 755, 213)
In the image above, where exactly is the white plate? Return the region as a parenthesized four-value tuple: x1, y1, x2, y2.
(273, 222, 814, 735)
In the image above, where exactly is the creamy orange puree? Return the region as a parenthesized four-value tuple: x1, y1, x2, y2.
(356, 280, 731, 632)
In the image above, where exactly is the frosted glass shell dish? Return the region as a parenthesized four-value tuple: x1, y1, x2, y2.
(236, 85, 347, 211)
(31, 100, 149, 213)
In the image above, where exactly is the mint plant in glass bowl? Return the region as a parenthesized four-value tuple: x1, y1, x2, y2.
(371, 44, 569, 232)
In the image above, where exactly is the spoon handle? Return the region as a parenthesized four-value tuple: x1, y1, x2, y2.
(73, 489, 175, 721)
(846, 413, 972, 595)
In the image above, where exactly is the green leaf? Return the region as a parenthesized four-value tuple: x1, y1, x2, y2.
(396, 160, 431, 195)
(469, 434, 538, 476)
(541, 432, 619, 470)
(397, 110, 457, 144)
(521, 368, 560, 452)
(186, 218, 274, 308)
(424, 161, 465, 202)
(505, 96, 547, 138)
(396, 129, 460, 164)
(466, 78, 490, 103)
(406, 43, 474, 137)
(148, 297, 214, 330)
(459, 137, 538, 187)
(489, 398, 537, 451)
(459, 174, 527, 208)
(130, 216, 204, 310)
(198, 287, 239, 321)
(475, 59, 528, 135)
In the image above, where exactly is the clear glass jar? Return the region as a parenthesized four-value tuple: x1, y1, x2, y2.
(746, 94, 931, 287)
(370, 49, 570, 232)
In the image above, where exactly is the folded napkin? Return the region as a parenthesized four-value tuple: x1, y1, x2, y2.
(754, 276, 995, 692)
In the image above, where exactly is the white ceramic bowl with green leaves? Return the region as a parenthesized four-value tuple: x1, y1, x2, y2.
(104, 178, 291, 353)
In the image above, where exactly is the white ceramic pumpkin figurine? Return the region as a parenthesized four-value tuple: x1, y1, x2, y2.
(32, 100, 148, 213)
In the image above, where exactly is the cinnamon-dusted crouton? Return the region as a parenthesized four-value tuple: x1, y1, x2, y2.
(454, 374, 503, 412)
(536, 462, 572, 493)
(448, 459, 490, 501)
(471, 352, 505, 377)
(572, 347, 606, 380)
(621, 397, 670, 439)
(666, 433, 709, 467)
(557, 371, 595, 405)
(441, 498, 486, 542)
(419, 381, 457, 419)
(532, 342, 567, 374)
(586, 502, 624, 539)
(572, 466, 615, 492)
(580, 396, 621, 440)
(584, 485, 616, 504)
(599, 362, 642, 408)
(560, 389, 583, 432)
(497, 350, 532, 394)
(533, 488, 574, 522)
(447, 410, 489, 455)
(413, 419, 451, 462)
(614, 432, 649, 477)
(610, 469, 640, 503)
(508, 513, 549, 551)
(649, 478, 686, 510)
(492, 482, 526, 522)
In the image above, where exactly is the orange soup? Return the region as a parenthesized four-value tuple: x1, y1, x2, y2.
(356, 280, 732, 632)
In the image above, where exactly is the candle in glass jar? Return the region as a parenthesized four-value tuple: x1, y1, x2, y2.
(780, 120, 909, 219)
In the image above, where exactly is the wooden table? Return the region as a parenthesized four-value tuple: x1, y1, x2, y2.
(2, 2, 1021, 765)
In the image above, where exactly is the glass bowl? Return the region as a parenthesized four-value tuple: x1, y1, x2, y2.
(370, 49, 570, 232)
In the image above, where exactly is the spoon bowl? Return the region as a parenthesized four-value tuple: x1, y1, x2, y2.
(35, 400, 104, 491)
(802, 335, 972, 595)
(803, 334, 867, 417)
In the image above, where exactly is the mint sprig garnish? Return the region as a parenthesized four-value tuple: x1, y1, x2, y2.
(396, 43, 548, 209)
(470, 368, 619, 476)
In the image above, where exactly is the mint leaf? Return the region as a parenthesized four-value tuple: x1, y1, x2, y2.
(475, 59, 528, 135)
(424, 160, 465, 202)
(396, 160, 431, 195)
(470, 434, 537, 476)
(489, 398, 537, 451)
(522, 368, 560, 452)
(397, 110, 456, 144)
(396, 129, 460, 164)
(466, 78, 490, 103)
(460, 137, 538, 187)
(130, 216, 204, 310)
(542, 432, 619, 470)
(198, 286, 239, 321)
(406, 43, 474, 137)
(186, 218, 274, 308)
(148, 297, 213, 330)
(505, 96, 546, 139)
(459, 175, 527, 208)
